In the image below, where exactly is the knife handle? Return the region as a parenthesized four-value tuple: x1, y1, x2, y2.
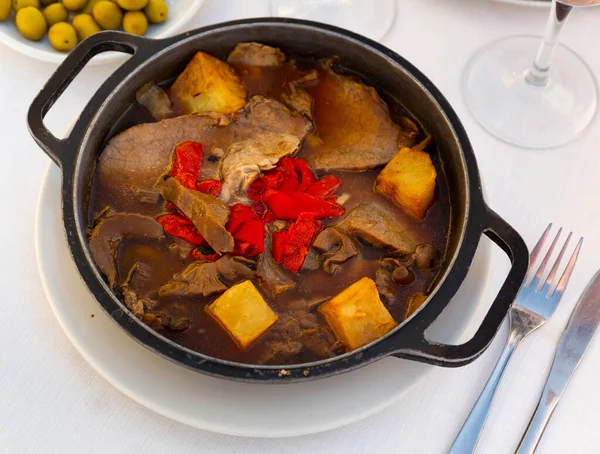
(516, 383, 561, 454)
(448, 328, 525, 454)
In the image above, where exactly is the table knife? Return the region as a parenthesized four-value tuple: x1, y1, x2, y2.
(516, 268, 600, 454)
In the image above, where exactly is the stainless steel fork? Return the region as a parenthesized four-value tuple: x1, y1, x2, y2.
(448, 224, 583, 454)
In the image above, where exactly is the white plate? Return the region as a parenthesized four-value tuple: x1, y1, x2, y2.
(492, 0, 550, 6)
(35, 163, 493, 437)
(0, 0, 203, 65)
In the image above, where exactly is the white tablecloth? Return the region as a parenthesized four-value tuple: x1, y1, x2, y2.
(2, 0, 600, 452)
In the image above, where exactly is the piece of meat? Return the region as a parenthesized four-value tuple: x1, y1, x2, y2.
(96, 96, 312, 215)
(142, 310, 192, 332)
(218, 131, 302, 203)
(215, 256, 257, 283)
(233, 96, 312, 138)
(168, 237, 196, 259)
(159, 256, 256, 298)
(157, 177, 234, 253)
(293, 69, 319, 88)
(89, 212, 164, 288)
(338, 203, 417, 254)
(313, 227, 361, 274)
(227, 42, 285, 67)
(375, 267, 395, 302)
(256, 231, 296, 298)
(136, 82, 176, 121)
(281, 83, 313, 119)
(257, 311, 338, 364)
(304, 64, 419, 171)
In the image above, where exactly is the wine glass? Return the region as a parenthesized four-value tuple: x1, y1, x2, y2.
(463, 0, 599, 149)
(269, 0, 396, 42)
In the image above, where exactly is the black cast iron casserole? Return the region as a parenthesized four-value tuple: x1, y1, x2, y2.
(27, 18, 529, 382)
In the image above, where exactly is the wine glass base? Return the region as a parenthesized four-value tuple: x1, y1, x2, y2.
(270, 0, 396, 42)
(463, 35, 598, 149)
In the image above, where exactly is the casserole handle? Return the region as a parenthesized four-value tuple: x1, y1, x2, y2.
(27, 31, 153, 168)
(391, 207, 529, 366)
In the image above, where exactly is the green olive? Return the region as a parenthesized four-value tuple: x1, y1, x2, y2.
(92, 0, 122, 29)
(42, 3, 68, 26)
(72, 13, 100, 40)
(82, 0, 103, 14)
(143, 0, 167, 24)
(122, 10, 147, 36)
(48, 22, 78, 51)
(12, 0, 40, 11)
(15, 6, 46, 40)
(117, 0, 147, 10)
(62, 0, 87, 11)
(0, 0, 11, 21)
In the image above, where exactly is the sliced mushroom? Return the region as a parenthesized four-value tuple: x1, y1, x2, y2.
(313, 227, 361, 274)
(391, 265, 415, 285)
(257, 230, 296, 298)
(159, 256, 256, 298)
(136, 81, 176, 121)
(413, 244, 441, 270)
(119, 263, 158, 319)
(89, 212, 164, 288)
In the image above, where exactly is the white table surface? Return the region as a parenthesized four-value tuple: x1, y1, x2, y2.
(2, 0, 600, 452)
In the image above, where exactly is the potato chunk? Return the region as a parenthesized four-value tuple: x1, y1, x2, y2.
(169, 52, 247, 115)
(207, 280, 278, 350)
(375, 147, 437, 220)
(319, 277, 398, 350)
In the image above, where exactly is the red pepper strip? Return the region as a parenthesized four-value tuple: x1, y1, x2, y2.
(248, 171, 284, 200)
(157, 214, 205, 246)
(286, 157, 317, 190)
(227, 204, 257, 233)
(248, 157, 317, 198)
(263, 211, 276, 223)
(232, 218, 264, 256)
(171, 141, 204, 189)
(165, 202, 178, 212)
(306, 174, 342, 198)
(272, 213, 321, 274)
(196, 179, 223, 197)
(262, 189, 345, 220)
(226, 204, 265, 257)
(190, 249, 220, 262)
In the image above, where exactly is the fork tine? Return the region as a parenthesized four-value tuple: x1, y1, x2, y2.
(545, 232, 572, 290)
(551, 237, 583, 297)
(529, 223, 552, 275)
(533, 227, 562, 289)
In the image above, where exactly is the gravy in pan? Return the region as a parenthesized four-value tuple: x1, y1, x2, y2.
(89, 44, 451, 365)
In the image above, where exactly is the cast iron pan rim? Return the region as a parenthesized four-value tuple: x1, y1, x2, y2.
(68, 19, 481, 377)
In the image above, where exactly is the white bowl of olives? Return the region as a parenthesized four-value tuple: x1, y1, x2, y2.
(0, 0, 204, 64)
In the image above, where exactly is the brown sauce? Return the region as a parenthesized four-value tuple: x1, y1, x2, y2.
(89, 58, 451, 365)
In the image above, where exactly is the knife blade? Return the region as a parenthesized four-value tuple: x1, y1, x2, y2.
(517, 269, 600, 454)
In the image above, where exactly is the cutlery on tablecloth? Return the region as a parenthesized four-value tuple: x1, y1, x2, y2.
(516, 268, 600, 453)
(449, 224, 583, 454)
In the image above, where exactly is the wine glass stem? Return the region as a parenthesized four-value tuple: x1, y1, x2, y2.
(526, 0, 574, 86)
